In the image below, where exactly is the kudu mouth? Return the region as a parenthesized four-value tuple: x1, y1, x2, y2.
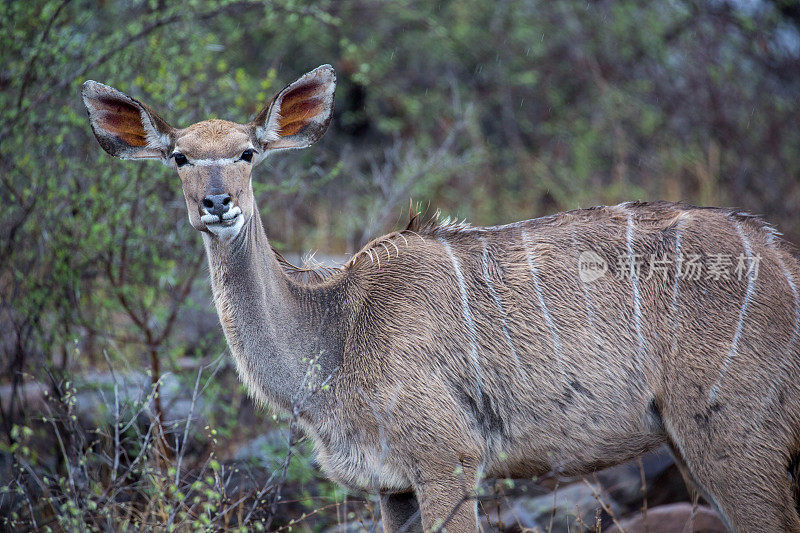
(201, 205, 242, 227)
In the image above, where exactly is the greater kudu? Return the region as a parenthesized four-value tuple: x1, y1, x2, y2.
(82, 65, 800, 532)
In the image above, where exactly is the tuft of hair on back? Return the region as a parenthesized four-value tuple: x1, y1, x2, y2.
(272, 248, 341, 284)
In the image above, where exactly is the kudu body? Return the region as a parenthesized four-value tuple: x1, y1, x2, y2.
(82, 66, 800, 532)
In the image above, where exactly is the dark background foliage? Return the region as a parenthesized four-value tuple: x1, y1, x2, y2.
(1, 0, 798, 530)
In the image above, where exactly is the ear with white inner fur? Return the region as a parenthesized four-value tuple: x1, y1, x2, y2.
(252, 64, 336, 152)
(81, 81, 173, 160)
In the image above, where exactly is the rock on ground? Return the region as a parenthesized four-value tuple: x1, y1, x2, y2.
(493, 481, 622, 531)
(606, 502, 726, 532)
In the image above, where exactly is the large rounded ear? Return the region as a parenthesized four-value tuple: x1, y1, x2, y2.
(251, 65, 336, 152)
(81, 81, 174, 160)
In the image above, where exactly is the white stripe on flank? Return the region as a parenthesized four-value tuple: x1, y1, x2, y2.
(671, 216, 685, 354)
(479, 239, 521, 368)
(439, 237, 483, 397)
(572, 232, 614, 382)
(626, 213, 646, 363)
(521, 230, 564, 376)
(775, 251, 800, 358)
(709, 222, 757, 402)
(764, 241, 800, 412)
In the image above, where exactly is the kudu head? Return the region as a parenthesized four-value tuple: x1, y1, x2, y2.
(81, 65, 336, 241)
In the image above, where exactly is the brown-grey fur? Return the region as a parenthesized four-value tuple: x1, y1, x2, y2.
(81, 66, 800, 532)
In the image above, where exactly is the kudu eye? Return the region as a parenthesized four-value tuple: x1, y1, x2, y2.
(172, 153, 188, 167)
(240, 149, 254, 163)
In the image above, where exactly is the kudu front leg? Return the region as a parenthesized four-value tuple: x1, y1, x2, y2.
(413, 458, 481, 532)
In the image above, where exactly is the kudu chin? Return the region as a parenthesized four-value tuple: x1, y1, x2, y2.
(82, 65, 800, 532)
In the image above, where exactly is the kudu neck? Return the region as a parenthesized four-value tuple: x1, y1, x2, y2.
(202, 207, 342, 416)
(205, 209, 291, 305)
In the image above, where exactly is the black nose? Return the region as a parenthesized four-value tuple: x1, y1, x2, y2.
(202, 194, 231, 217)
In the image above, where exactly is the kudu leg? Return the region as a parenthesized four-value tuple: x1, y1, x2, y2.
(380, 491, 423, 533)
(669, 430, 800, 532)
(691, 461, 799, 532)
(413, 459, 481, 532)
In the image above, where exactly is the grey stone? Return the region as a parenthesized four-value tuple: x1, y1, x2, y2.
(595, 446, 679, 511)
(501, 481, 622, 532)
(231, 429, 292, 468)
(606, 502, 726, 533)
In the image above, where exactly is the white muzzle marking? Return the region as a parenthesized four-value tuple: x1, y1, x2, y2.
(202, 206, 244, 241)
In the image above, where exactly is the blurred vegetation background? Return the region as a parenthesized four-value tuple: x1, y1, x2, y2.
(1, 0, 799, 530)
